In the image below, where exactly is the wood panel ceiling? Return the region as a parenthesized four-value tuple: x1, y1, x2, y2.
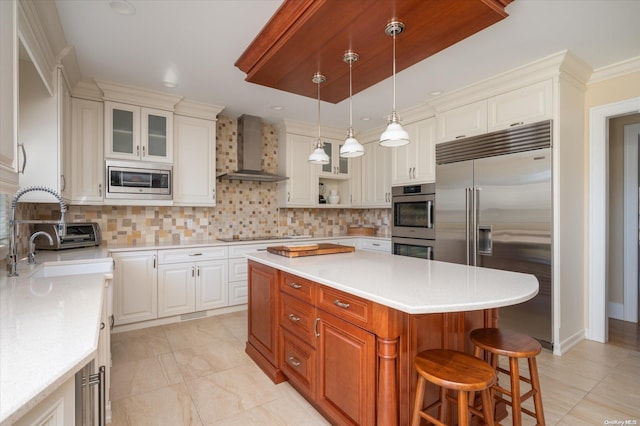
(235, 0, 514, 104)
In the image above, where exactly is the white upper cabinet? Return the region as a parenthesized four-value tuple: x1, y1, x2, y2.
(0, 0, 19, 193)
(18, 64, 68, 202)
(392, 117, 436, 185)
(173, 114, 216, 206)
(361, 141, 391, 207)
(436, 100, 487, 143)
(487, 79, 552, 132)
(67, 98, 104, 204)
(436, 80, 553, 144)
(319, 138, 350, 178)
(277, 122, 318, 207)
(105, 101, 173, 163)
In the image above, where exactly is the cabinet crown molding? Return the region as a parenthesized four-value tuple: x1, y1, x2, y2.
(95, 80, 183, 111)
(174, 99, 224, 120)
(429, 49, 592, 113)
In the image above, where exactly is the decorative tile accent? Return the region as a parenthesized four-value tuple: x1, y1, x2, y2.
(26, 115, 389, 248)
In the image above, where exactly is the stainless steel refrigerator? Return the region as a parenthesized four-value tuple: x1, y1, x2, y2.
(435, 120, 553, 349)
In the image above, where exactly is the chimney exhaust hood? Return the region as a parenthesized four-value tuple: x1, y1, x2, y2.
(218, 114, 289, 182)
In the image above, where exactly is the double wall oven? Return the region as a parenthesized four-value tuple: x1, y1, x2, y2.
(391, 183, 435, 260)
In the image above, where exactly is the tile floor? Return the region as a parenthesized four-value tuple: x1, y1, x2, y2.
(109, 311, 640, 425)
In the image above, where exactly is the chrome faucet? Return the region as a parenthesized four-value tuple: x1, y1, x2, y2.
(27, 231, 54, 264)
(6, 186, 67, 276)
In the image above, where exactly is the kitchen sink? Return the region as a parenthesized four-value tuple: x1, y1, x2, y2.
(29, 259, 113, 278)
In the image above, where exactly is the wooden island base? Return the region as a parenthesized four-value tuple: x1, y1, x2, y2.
(246, 260, 504, 425)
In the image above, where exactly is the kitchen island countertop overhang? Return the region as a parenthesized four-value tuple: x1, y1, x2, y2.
(245, 250, 539, 314)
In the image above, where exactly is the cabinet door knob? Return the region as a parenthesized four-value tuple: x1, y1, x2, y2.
(289, 282, 302, 289)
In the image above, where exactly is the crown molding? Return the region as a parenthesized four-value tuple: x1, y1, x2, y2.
(95, 80, 183, 111)
(588, 56, 640, 85)
(174, 99, 224, 120)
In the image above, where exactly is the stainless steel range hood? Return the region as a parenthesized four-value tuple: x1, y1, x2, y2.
(217, 114, 288, 182)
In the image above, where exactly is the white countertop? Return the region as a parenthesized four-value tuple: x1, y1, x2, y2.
(0, 251, 113, 426)
(246, 250, 539, 314)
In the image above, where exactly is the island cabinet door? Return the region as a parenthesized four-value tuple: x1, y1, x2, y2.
(246, 261, 285, 383)
(316, 310, 376, 426)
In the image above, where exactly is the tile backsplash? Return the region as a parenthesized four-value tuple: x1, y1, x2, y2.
(27, 115, 389, 248)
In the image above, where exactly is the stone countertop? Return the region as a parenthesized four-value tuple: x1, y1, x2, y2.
(246, 250, 539, 314)
(0, 254, 113, 426)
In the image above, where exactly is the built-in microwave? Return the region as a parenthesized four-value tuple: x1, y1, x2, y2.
(105, 160, 172, 200)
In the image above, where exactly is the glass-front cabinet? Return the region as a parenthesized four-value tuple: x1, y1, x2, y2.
(105, 101, 173, 163)
(319, 139, 349, 178)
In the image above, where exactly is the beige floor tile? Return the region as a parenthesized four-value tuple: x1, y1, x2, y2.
(111, 330, 173, 365)
(111, 352, 183, 401)
(185, 363, 285, 424)
(172, 337, 252, 380)
(110, 382, 202, 426)
(261, 384, 331, 425)
(218, 311, 250, 342)
(559, 397, 640, 425)
(164, 316, 236, 351)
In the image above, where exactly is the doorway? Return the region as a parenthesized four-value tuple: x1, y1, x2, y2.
(589, 97, 640, 343)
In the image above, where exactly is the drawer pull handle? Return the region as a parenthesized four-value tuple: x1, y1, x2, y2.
(510, 121, 525, 127)
(455, 134, 466, 139)
(334, 300, 350, 309)
(189, 253, 203, 256)
(289, 283, 302, 289)
(288, 313, 301, 322)
(288, 356, 301, 367)
(314, 317, 320, 337)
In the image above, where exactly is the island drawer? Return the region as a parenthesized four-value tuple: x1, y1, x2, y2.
(317, 285, 371, 329)
(280, 329, 316, 400)
(280, 293, 316, 347)
(280, 272, 316, 304)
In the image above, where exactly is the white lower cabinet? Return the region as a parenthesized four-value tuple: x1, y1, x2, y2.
(14, 375, 75, 426)
(359, 238, 391, 253)
(112, 250, 158, 325)
(227, 243, 273, 305)
(157, 246, 228, 317)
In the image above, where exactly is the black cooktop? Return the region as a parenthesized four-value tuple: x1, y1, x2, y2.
(217, 236, 289, 242)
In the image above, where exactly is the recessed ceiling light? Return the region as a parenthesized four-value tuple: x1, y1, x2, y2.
(271, 106, 284, 111)
(109, 0, 136, 16)
(163, 67, 178, 88)
(429, 90, 442, 96)
(360, 116, 371, 121)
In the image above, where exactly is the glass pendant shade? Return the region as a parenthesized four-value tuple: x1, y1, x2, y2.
(379, 114, 410, 147)
(341, 130, 365, 157)
(309, 140, 330, 164)
(380, 21, 410, 147)
(340, 50, 364, 158)
(308, 73, 330, 164)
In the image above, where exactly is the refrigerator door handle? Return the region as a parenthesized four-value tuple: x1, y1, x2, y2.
(465, 187, 471, 265)
(472, 187, 480, 265)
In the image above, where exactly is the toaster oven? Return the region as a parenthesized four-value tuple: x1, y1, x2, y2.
(34, 222, 102, 250)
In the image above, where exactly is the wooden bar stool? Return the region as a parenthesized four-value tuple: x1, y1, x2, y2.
(411, 349, 496, 426)
(470, 328, 545, 426)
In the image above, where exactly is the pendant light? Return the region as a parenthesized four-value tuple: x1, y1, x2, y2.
(340, 51, 364, 158)
(379, 21, 410, 147)
(308, 72, 331, 165)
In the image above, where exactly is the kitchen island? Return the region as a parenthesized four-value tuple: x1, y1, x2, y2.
(245, 250, 538, 425)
